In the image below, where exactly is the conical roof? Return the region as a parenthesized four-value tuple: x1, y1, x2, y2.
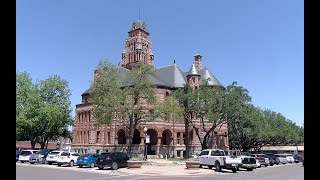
(187, 63, 200, 76)
(199, 67, 223, 87)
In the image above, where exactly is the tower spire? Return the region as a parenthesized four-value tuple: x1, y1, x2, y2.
(139, 8, 140, 20)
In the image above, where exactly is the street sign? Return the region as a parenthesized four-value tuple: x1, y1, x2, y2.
(146, 135, 150, 143)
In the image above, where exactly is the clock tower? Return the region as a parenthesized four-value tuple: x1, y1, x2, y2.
(121, 20, 154, 69)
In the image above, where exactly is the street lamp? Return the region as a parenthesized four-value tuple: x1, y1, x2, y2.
(144, 126, 148, 161)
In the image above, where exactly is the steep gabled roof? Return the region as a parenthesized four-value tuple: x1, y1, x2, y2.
(155, 64, 187, 88)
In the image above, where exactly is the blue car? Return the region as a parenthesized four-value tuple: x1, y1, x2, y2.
(77, 154, 99, 168)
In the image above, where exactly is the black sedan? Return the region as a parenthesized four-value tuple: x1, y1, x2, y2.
(96, 152, 129, 170)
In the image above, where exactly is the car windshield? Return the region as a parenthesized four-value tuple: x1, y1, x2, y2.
(61, 152, 70, 156)
(21, 151, 32, 155)
(82, 154, 93, 157)
(99, 153, 111, 157)
(49, 151, 61, 155)
(37, 150, 49, 154)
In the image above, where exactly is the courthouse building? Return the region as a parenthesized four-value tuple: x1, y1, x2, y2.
(72, 20, 229, 158)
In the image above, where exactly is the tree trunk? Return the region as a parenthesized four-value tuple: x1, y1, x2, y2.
(184, 115, 190, 159)
(45, 139, 49, 149)
(40, 142, 46, 149)
(59, 136, 64, 150)
(31, 140, 36, 149)
(127, 114, 134, 157)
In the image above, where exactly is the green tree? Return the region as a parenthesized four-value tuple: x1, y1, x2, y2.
(16, 72, 73, 149)
(91, 61, 156, 157)
(222, 82, 252, 151)
(156, 95, 183, 157)
(191, 82, 227, 150)
(172, 83, 195, 158)
(36, 75, 73, 149)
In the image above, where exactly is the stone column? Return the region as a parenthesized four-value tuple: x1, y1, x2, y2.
(180, 131, 183, 145)
(180, 151, 183, 158)
(157, 137, 162, 155)
(105, 127, 108, 144)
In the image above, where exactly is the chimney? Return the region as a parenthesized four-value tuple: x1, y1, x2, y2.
(194, 53, 202, 70)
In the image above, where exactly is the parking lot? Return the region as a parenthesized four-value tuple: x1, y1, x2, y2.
(16, 162, 303, 180)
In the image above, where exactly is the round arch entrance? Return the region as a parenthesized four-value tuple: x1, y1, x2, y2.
(146, 129, 158, 155)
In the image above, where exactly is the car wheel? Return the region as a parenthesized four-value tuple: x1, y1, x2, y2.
(199, 164, 202, 168)
(111, 162, 118, 170)
(42, 160, 46, 164)
(30, 162, 34, 164)
(90, 163, 95, 168)
(208, 165, 213, 169)
(98, 166, 104, 170)
(265, 164, 268, 167)
(270, 164, 274, 166)
(232, 168, 237, 173)
(247, 168, 253, 171)
(79, 165, 83, 168)
(69, 160, 74, 167)
(48, 162, 52, 165)
(58, 164, 61, 166)
(215, 161, 221, 172)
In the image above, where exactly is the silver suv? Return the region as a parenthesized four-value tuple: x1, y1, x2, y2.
(29, 149, 52, 164)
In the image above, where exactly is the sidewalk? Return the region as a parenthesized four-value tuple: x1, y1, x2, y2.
(118, 159, 215, 176)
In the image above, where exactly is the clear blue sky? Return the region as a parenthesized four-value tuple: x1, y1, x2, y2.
(17, 0, 304, 126)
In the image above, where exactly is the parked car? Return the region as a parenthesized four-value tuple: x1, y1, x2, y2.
(198, 149, 242, 173)
(46, 151, 66, 165)
(19, 150, 39, 163)
(265, 153, 280, 165)
(29, 149, 52, 164)
(256, 159, 261, 168)
(77, 153, 99, 168)
(16, 149, 22, 162)
(282, 154, 294, 163)
(96, 152, 130, 170)
(56, 152, 80, 166)
(251, 154, 269, 167)
(293, 154, 303, 163)
(275, 154, 288, 164)
(239, 155, 257, 171)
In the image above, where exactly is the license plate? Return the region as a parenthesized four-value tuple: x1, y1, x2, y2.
(100, 159, 103, 162)
(232, 164, 237, 167)
(61, 157, 64, 159)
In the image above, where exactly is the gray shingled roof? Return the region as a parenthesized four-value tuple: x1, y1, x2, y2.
(187, 64, 200, 76)
(82, 66, 172, 96)
(155, 64, 186, 88)
(82, 63, 223, 95)
(198, 68, 223, 87)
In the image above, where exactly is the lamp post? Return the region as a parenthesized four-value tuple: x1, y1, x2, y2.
(144, 126, 148, 161)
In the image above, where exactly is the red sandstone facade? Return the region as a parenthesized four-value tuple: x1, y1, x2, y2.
(72, 20, 229, 158)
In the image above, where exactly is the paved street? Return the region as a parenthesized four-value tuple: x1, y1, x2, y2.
(16, 163, 304, 180)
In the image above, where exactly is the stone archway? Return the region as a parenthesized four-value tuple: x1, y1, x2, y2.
(146, 129, 158, 155)
(132, 129, 141, 144)
(161, 129, 172, 145)
(117, 129, 126, 144)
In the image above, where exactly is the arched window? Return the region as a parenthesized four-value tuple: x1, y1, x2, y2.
(117, 130, 126, 144)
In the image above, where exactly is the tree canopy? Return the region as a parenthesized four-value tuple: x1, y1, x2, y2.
(16, 72, 73, 149)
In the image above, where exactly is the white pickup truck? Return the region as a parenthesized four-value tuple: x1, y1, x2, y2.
(198, 149, 242, 173)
